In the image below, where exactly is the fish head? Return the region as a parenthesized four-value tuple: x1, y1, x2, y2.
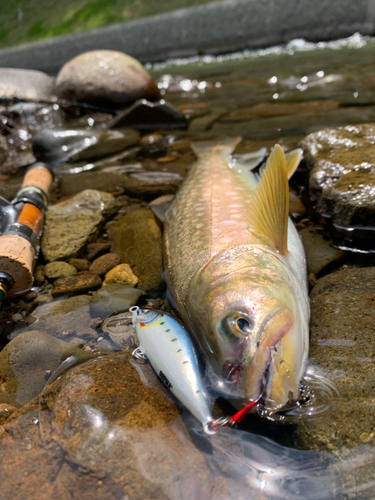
(186, 247, 308, 410)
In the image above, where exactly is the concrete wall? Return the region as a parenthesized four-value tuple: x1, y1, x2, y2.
(0, 0, 374, 74)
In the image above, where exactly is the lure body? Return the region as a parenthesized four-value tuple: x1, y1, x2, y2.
(132, 308, 213, 429)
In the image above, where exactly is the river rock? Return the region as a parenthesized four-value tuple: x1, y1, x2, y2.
(299, 226, 345, 275)
(295, 267, 375, 450)
(109, 209, 164, 293)
(33, 128, 140, 165)
(20, 295, 92, 340)
(101, 313, 139, 351)
(89, 284, 144, 320)
(52, 273, 102, 297)
(86, 242, 111, 261)
(0, 329, 92, 406)
(44, 261, 77, 280)
(103, 263, 138, 287)
(58, 169, 184, 199)
(89, 252, 121, 277)
(69, 258, 91, 271)
(109, 99, 187, 131)
(41, 190, 115, 261)
(33, 265, 45, 286)
(56, 50, 160, 108)
(0, 68, 54, 100)
(300, 124, 375, 251)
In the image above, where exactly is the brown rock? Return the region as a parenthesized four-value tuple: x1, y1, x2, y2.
(52, 273, 102, 297)
(89, 252, 121, 277)
(86, 242, 111, 261)
(69, 258, 91, 271)
(44, 261, 77, 280)
(56, 50, 160, 108)
(33, 265, 45, 286)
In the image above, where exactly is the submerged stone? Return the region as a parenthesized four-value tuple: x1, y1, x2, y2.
(51, 273, 102, 297)
(0, 330, 92, 406)
(33, 128, 140, 165)
(109, 99, 187, 131)
(56, 50, 160, 108)
(295, 267, 375, 450)
(103, 263, 138, 287)
(41, 190, 115, 261)
(89, 252, 121, 277)
(109, 208, 164, 293)
(89, 284, 144, 320)
(301, 124, 375, 251)
(299, 226, 345, 275)
(44, 261, 77, 280)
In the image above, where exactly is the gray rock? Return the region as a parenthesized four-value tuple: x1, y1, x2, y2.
(33, 128, 140, 165)
(41, 190, 115, 261)
(0, 68, 54, 100)
(109, 208, 164, 293)
(294, 267, 375, 450)
(19, 295, 92, 340)
(109, 99, 187, 131)
(89, 284, 144, 320)
(58, 169, 184, 199)
(56, 50, 160, 108)
(44, 261, 77, 280)
(299, 226, 345, 275)
(300, 124, 375, 251)
(0, 330, 92, 406)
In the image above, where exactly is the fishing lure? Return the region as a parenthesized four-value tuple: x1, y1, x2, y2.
(130, 306, 259, 434)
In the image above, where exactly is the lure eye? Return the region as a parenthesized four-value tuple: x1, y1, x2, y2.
(219, 314, 253, 340)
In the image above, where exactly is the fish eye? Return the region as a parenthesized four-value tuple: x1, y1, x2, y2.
(219, 314, 253, 340)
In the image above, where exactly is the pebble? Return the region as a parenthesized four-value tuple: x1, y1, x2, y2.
(56, 50, 160, 108)
(109, 99, 187, 131)
(109, 208, 164, 293)
(0, 68, 54, 100)
(89, 284, 144, 320)
(41, 190, 115, 262)
(33, 265, 45, 286)
(86, 242, 111, 261)
(299, 227, 345, 275)
(89, 252, 121, 277)
(33, 128, 140, 165)
(103, 263, 138, 287)
(69, 258, 91, 271)
(52, 273, 102, 297)
(0, 330, 92, 406)
(44, 261, 77, 280)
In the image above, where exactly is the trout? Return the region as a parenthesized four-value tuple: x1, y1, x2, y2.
(164, 139, 310, 410)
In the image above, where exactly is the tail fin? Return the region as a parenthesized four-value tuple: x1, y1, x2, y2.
(191, 137, 242, 158)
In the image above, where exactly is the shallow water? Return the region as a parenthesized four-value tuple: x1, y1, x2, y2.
(1, 34, 375, 499)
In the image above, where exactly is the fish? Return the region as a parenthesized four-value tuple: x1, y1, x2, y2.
(130, 306, 214, 431)
(164, 139, 310, 411)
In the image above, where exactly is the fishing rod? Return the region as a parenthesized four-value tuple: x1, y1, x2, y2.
(0, 162, 53, 307)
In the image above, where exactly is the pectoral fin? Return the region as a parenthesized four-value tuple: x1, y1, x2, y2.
(248, 144, 289, 255)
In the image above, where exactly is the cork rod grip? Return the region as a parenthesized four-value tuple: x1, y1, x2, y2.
(22, 165, 53, 196)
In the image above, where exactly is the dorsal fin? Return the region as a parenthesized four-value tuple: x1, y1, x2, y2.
(285, 148, 303, 180)
(248, 144, 289, 255)
(190, 137, 242, 159)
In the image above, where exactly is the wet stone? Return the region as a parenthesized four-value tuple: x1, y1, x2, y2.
(109, 208, 164, 293)
(295, 267, 375, 450)
(101, 313, 139, 351)
(33, 265, 45, 286)
(103, 263, 138, 287)
(0, 68, 54, 100)
(33, 128, 140, 166)
(300, 124, 375, 251)
(299, 227, 345, 275)
(41, 190, 115, 262)
(56, 50, 160, 108)
(109, 99, 187, 131)
(69, 258, 91, 271)
(89, 284, 144, 320)
(89, 252, 121, 277)
(86, 242, 111, 261)
(0, 330, 92, 406)
(52, 273, 102, 297)
(44, 261, 77, 280)
(20, 295, 92, 340)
